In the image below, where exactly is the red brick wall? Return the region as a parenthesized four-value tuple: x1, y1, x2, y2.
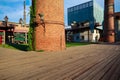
(35, 0, 66, 51)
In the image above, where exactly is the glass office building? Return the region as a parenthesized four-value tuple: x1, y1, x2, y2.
(68, 0, 103, 32)
(67, 0, 103, 42)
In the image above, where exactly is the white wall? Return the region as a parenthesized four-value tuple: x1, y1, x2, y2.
(80, 29, 100, 42)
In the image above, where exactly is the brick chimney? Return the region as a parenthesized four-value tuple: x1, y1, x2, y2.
(33, 0, 66, 51)
(104, 0, 115, 43)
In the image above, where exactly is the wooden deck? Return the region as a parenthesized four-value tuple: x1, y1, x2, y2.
(0, 44, 120, 80)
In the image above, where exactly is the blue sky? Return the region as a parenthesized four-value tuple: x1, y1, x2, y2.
(0, 0, 31, 23)
(0, 0, 120, 25)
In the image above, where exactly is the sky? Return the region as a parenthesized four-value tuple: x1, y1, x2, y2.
(0, 0, 31, 23)
(0, 0, 120, 26)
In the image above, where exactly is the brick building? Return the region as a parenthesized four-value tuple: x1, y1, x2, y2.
(0, 20, 29, 44)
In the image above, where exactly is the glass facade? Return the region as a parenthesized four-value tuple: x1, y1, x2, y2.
(68, 1, 93, 13)
(68, 0, 103, 32)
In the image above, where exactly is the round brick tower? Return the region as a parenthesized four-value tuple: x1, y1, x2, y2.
(104, 0, 115, 43)
(34, 0, 66, 51)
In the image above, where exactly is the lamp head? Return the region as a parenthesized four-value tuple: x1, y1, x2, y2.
(4, 16, 8, 22)
(38, 13, 44, 21)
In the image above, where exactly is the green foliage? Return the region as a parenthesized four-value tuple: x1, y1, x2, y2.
(36, 50, 44, 52)
(0, 44, 16, 49)
(0, 32, 4, 36)
(0, 44, 29, 51)
(28, 0, 36, 51)
(66, 42, 90, 47)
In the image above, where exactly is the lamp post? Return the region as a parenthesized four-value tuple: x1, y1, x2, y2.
(4, 16, 8, 27)
(4, 16, 9, 44)
(38, 13, 44, 23)
(19, 18, 23, 27)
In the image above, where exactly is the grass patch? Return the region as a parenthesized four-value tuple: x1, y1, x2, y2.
(36, 50, 44, 52)
(0, 42, 92, 51)
(66, 42, 90, 47)
(0, 44, 16, 49)
(0, 44, 29, 51)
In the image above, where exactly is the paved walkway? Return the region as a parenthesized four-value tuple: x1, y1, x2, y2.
(0, 44, 120, 80)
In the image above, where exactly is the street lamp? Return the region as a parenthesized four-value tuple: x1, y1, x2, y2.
(38, 13, 44, 24)
(4, 16, 8, 27)
(3, 16, 8, 44)
(19, 18, 23, 23)
(19, 18, 23, 27)
(38, 13, 45, 35)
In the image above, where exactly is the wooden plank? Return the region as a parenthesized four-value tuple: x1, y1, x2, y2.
(104, 56, 120, 80)
(90, 54, 120, 80)
(73, 53, 118, 80)
(0, 44, 120, 80)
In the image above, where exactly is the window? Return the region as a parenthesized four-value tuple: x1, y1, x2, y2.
(82, 4, 85, 8)
(86, 3, 88, 7)
(71, 7, 74, 12)
(73, 7, 74, 11)
(75, 6, 77, 11)
(79, 5, 82, 9)
(68, 8, 70, 12)
(77, 6, 79, 10)
(73, 7, 75, 11)
(89, 1, 93, 6)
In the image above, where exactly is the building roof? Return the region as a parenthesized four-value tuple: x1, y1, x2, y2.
(68, 0, 93, 13)
(0, 21, 29, 27)
(114, 12, 120, 16)
(0, 21, 29, 32)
